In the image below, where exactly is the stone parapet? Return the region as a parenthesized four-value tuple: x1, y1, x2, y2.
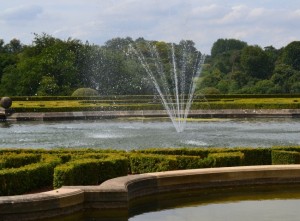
(6, 109, 300, 121)
(1, 165, 300, 220)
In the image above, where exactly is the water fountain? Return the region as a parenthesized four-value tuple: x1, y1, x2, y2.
(129, 41, 205, 132)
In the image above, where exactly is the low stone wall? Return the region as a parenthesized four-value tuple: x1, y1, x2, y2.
(6, 109, 300, 121)
(1, 165, 300, 220)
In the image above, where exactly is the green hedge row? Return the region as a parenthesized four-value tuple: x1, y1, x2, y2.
(272, 150, 300, 164)
(208, 152, 244, 167)
(1, 146, 300, 196)
(192, 102, 300, 110)
(0, 153, 41, 169)
(137, 147, 272, 166)
(129, 153, 215, 174)
(11, 102, 300, 113)
(0, 155, 61, 196)
(12, 103, 164, 113)
(9, 94, 300, 102)
(53, 155, 128, 188)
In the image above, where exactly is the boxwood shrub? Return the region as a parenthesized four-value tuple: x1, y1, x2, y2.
(0, 155, 61, 196)
(272, 150, 300, 165)
(53, 155, 128, 188)
(129, 154, 178, 174)
(0, 153, 41, 169)
(208, 152, 244, 167)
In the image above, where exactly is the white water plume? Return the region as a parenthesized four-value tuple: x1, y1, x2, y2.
(129, 41, 205, 132)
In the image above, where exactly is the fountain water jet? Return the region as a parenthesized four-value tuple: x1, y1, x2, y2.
(129, 41, 205, 132)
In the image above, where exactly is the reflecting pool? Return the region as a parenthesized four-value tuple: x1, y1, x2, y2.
(0, 117, 299, 149)
(129, 184, 300, 221)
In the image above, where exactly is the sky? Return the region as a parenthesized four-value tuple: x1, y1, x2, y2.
(1, 0, 300, 54)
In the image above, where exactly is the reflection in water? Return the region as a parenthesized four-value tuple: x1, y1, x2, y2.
(0, 118, 299, 149)
(0, 121, 12, 128)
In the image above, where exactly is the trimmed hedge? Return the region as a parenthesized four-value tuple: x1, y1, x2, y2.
(136, 147, 272, 166)
(1, 146, 300, 196)
(10, 94, 300, 102)
(208, 152, 244, 167)
(0, 153, 41, 169)
(129, 154, 178, 174)
(0, 155, 61, 196)
(272, 150, 300, 165)
(53, 155, 128, 188)
(129, 153, 215, 174)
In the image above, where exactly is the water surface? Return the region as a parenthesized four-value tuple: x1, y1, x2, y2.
(0, 118, 299, 149)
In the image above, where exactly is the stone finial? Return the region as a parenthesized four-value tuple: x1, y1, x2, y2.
(0, 97, 12, 109)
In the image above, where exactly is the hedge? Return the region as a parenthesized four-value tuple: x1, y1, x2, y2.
(1, 146, 300, 196)
(53, 155, 128, 188)
(272, 150, 300, 165)
(0, 155, 61, 196)
(0, 153, 41, 169)
(208, 152, 244, 167)
(129, 153, 215, 174)
(129, 154, 178, 174)
(10, 94, 300, 102)
(136, 147, 272, 166)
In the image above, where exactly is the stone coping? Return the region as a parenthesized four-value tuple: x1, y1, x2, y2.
(5, 109, 300, 121)
(1, 165, 300, 220)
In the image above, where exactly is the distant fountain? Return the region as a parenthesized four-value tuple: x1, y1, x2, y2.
(129, 41, 205, 132)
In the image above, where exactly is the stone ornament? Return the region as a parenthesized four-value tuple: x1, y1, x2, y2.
(0, 97, 12, 109)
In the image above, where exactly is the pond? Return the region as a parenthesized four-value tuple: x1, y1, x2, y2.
(129, 184, 300, 221)
(0, 117, 300, 149)
(38, 183, 300, 221)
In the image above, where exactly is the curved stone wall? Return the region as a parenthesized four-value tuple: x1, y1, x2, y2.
(1, 165, 300, 220)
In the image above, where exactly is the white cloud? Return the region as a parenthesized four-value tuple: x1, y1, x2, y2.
(1, 0, 300, 54)
(0, 5, 43, 22)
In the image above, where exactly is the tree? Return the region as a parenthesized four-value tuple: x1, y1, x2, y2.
(271, 64, 300, 93)
(241, 46, 273, 79)
(4, 39, 23, 53)
(281, 41, 300, 71)
(252, 80, 277, 94)
(37, 76, 60, 96)
(211, 38, 247, 58)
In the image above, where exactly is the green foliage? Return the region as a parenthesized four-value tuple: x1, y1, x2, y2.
(236, 148, 272, 165)
(1, 35, 300, 96)
(0, 155, 61, 196)
(272, 150, 300, 165)
(71, 88, 99, 97)
(129, 154, 178, 174)
(1, 146, 300, 196)
(0, 153, 41, 169)
(208, 152, 244, 167)
(53, 155, 128, 188)
(282, 41, 300, 71)
(211, 38, 247, 58)
(240, 45, 274, 79)
(37, 76, 60, 96)
(175, 155, 214, 169)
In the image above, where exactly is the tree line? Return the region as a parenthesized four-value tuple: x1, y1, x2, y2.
(0, 34, 299, 96)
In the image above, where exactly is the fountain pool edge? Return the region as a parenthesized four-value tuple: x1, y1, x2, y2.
(1, 165, 300, 220)
(5, 109, 300, 121)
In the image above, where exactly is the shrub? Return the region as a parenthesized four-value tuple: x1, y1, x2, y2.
(208, 152, 244, 167)
(272, 150, 300, 164)
(235, 147, 272, 165)
(53, 155, 128, 188)
(0, 153, 41, 169)
(129, 154, 178, 174)
(71, 88, 99, 97)
(175, 155, 214, 169)
(0, 155, 61, 196)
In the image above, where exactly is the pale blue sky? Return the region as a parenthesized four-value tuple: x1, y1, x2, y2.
(1, 0, 300, 54)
